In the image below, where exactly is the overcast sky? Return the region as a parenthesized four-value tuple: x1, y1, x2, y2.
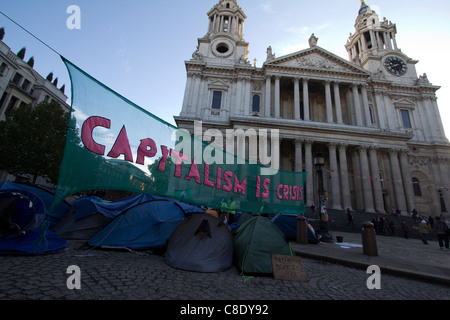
(1, 0, 449, 137)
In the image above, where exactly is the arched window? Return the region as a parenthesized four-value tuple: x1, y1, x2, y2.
(252, 94, 260, 112)
(412, 177, 422, 197)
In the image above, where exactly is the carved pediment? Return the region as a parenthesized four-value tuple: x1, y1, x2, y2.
(208, 79, 230, 91)
(393, 98, 416, 108)
(265, 46, 369, 76)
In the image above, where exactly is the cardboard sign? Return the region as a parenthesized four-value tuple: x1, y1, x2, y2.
(271, 254, 307, 282)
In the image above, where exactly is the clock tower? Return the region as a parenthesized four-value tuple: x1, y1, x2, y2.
(194, 0, 249, 67)
(345, 1, 418, 82)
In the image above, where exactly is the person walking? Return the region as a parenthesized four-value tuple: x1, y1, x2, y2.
(434, 216, 450, 251)
(346, 208, 354, 226)
(401, 220, 409, 239)
(418, 220, 429, 244)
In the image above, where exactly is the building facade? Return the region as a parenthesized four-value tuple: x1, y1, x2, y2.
(0, 28, 69, 183)
(0, 29, 69, 121)
(175, 0, 450, 216)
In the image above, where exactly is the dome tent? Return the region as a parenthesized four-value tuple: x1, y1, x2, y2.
(165, 213, 233, 273)
(54, 193, 202, 241)
(88, 199, 201, 250)
(0, 189, 46, 238)
(233, 216, 293, 275)
(0, 189, 66, 255)
(0, 181, 72, 228)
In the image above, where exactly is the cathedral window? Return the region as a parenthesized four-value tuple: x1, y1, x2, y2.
(369, 106, 375, 124)
(0, 62, 7, 75)
(12, 73, 23, 85)
(211, 91, 223, 109)
(252, 95, 260, 112)
(400, 109, 412, 128)
(412, 177, 422, 197)
(364, 32, 372, 49)
(216, 43, 229, 54)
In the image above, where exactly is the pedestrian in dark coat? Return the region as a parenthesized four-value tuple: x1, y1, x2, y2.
(434, 216, 450, 251)
(401, 220, 409, 239)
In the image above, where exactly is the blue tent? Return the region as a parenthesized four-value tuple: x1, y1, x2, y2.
(0, 182, 72, 228)
(71, 193, 201, 220)
(54, 193, 203, 240)
(0, 188, 67, 255)
(88, 199, 201, 250)
(0, 228, 67, 255)
(272, 214, 320, 244)
(0, 189, 46, 237)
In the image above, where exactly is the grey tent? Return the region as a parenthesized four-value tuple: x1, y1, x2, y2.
(165, 213, 233, 273)
(52, 206, 112, 240)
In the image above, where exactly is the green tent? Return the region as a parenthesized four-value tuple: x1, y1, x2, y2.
(233, 216, 293, 275)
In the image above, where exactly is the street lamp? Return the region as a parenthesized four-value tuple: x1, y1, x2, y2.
(438, 189, 447, 213)
(314, 153, 333, 242)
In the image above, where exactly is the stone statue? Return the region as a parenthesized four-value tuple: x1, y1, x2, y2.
(266, 46, 275, 61)
(309, 34, 318, 47)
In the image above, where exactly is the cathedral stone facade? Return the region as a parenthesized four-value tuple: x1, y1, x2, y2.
(175, 0, 450, 217)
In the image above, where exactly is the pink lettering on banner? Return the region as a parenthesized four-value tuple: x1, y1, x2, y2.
(233, 175, 247, 195)
(277, 184, 304, 201)
(222, 170, 233, 192)
(185, 159, 201, 184)
(256, 176, 261, 198)
(216, 166, 222, 190)
(170, 149, 189, 178)
(277, 185, 283, 200)
(136, 138, 157, 165)
(107, 125, 133, 162)
(262, 178, 270, 199)
(157, 145, 169, 172)
(81, 116, 111, 155)
(203, 163, 215, 187)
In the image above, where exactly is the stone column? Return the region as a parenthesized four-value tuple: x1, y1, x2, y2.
(190, 74, 201, 115)
(374, 90, 387, 129)
(437, 157, 450, 213)
(383, 93, 396, 130)
(302, 78, 310, 121)
(431, 97, 447, 141)
(304, 140, 314, 207)
(243, 78, 251, 116)
(359, 146, 375, 213)
(235, 77, 243, 115)
(333, 82, 343, 124)
(329, 143, 342, 210)
(338, 144, 352, 210)
(369, 147, 385, 213)
(293, 77, 301, 121)
(295, 139, 303, 173)
(181, 72, 194, 115)
(265, 76, 271, 117)
(361, 84, 371, 126)
(389, 149, 407, 214)
(399, 149, 415, 213)
(325, 81, 333, 123)
(274, 76, 281, 118)
(352, 84, 363, 126)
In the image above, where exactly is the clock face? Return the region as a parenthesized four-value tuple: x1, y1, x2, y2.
(384, 56, 407, 76)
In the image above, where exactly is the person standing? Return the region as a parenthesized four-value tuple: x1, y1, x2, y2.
(434, 216, 450, 251)
(418, 220, 429, 244)
(401, 220, 409, 239)
(346, 208, 354, 226)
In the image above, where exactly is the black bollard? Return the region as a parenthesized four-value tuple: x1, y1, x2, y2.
(361, 222, 378, 256)
(296, 216, 308, 244)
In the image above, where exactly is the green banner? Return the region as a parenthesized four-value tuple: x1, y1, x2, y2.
(52, 57, 307, 215)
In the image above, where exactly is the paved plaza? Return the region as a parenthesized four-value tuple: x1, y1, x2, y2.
(0, 231, 448, 304)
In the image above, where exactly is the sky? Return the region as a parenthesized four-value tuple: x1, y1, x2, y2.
(0, 0, 449, 138)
